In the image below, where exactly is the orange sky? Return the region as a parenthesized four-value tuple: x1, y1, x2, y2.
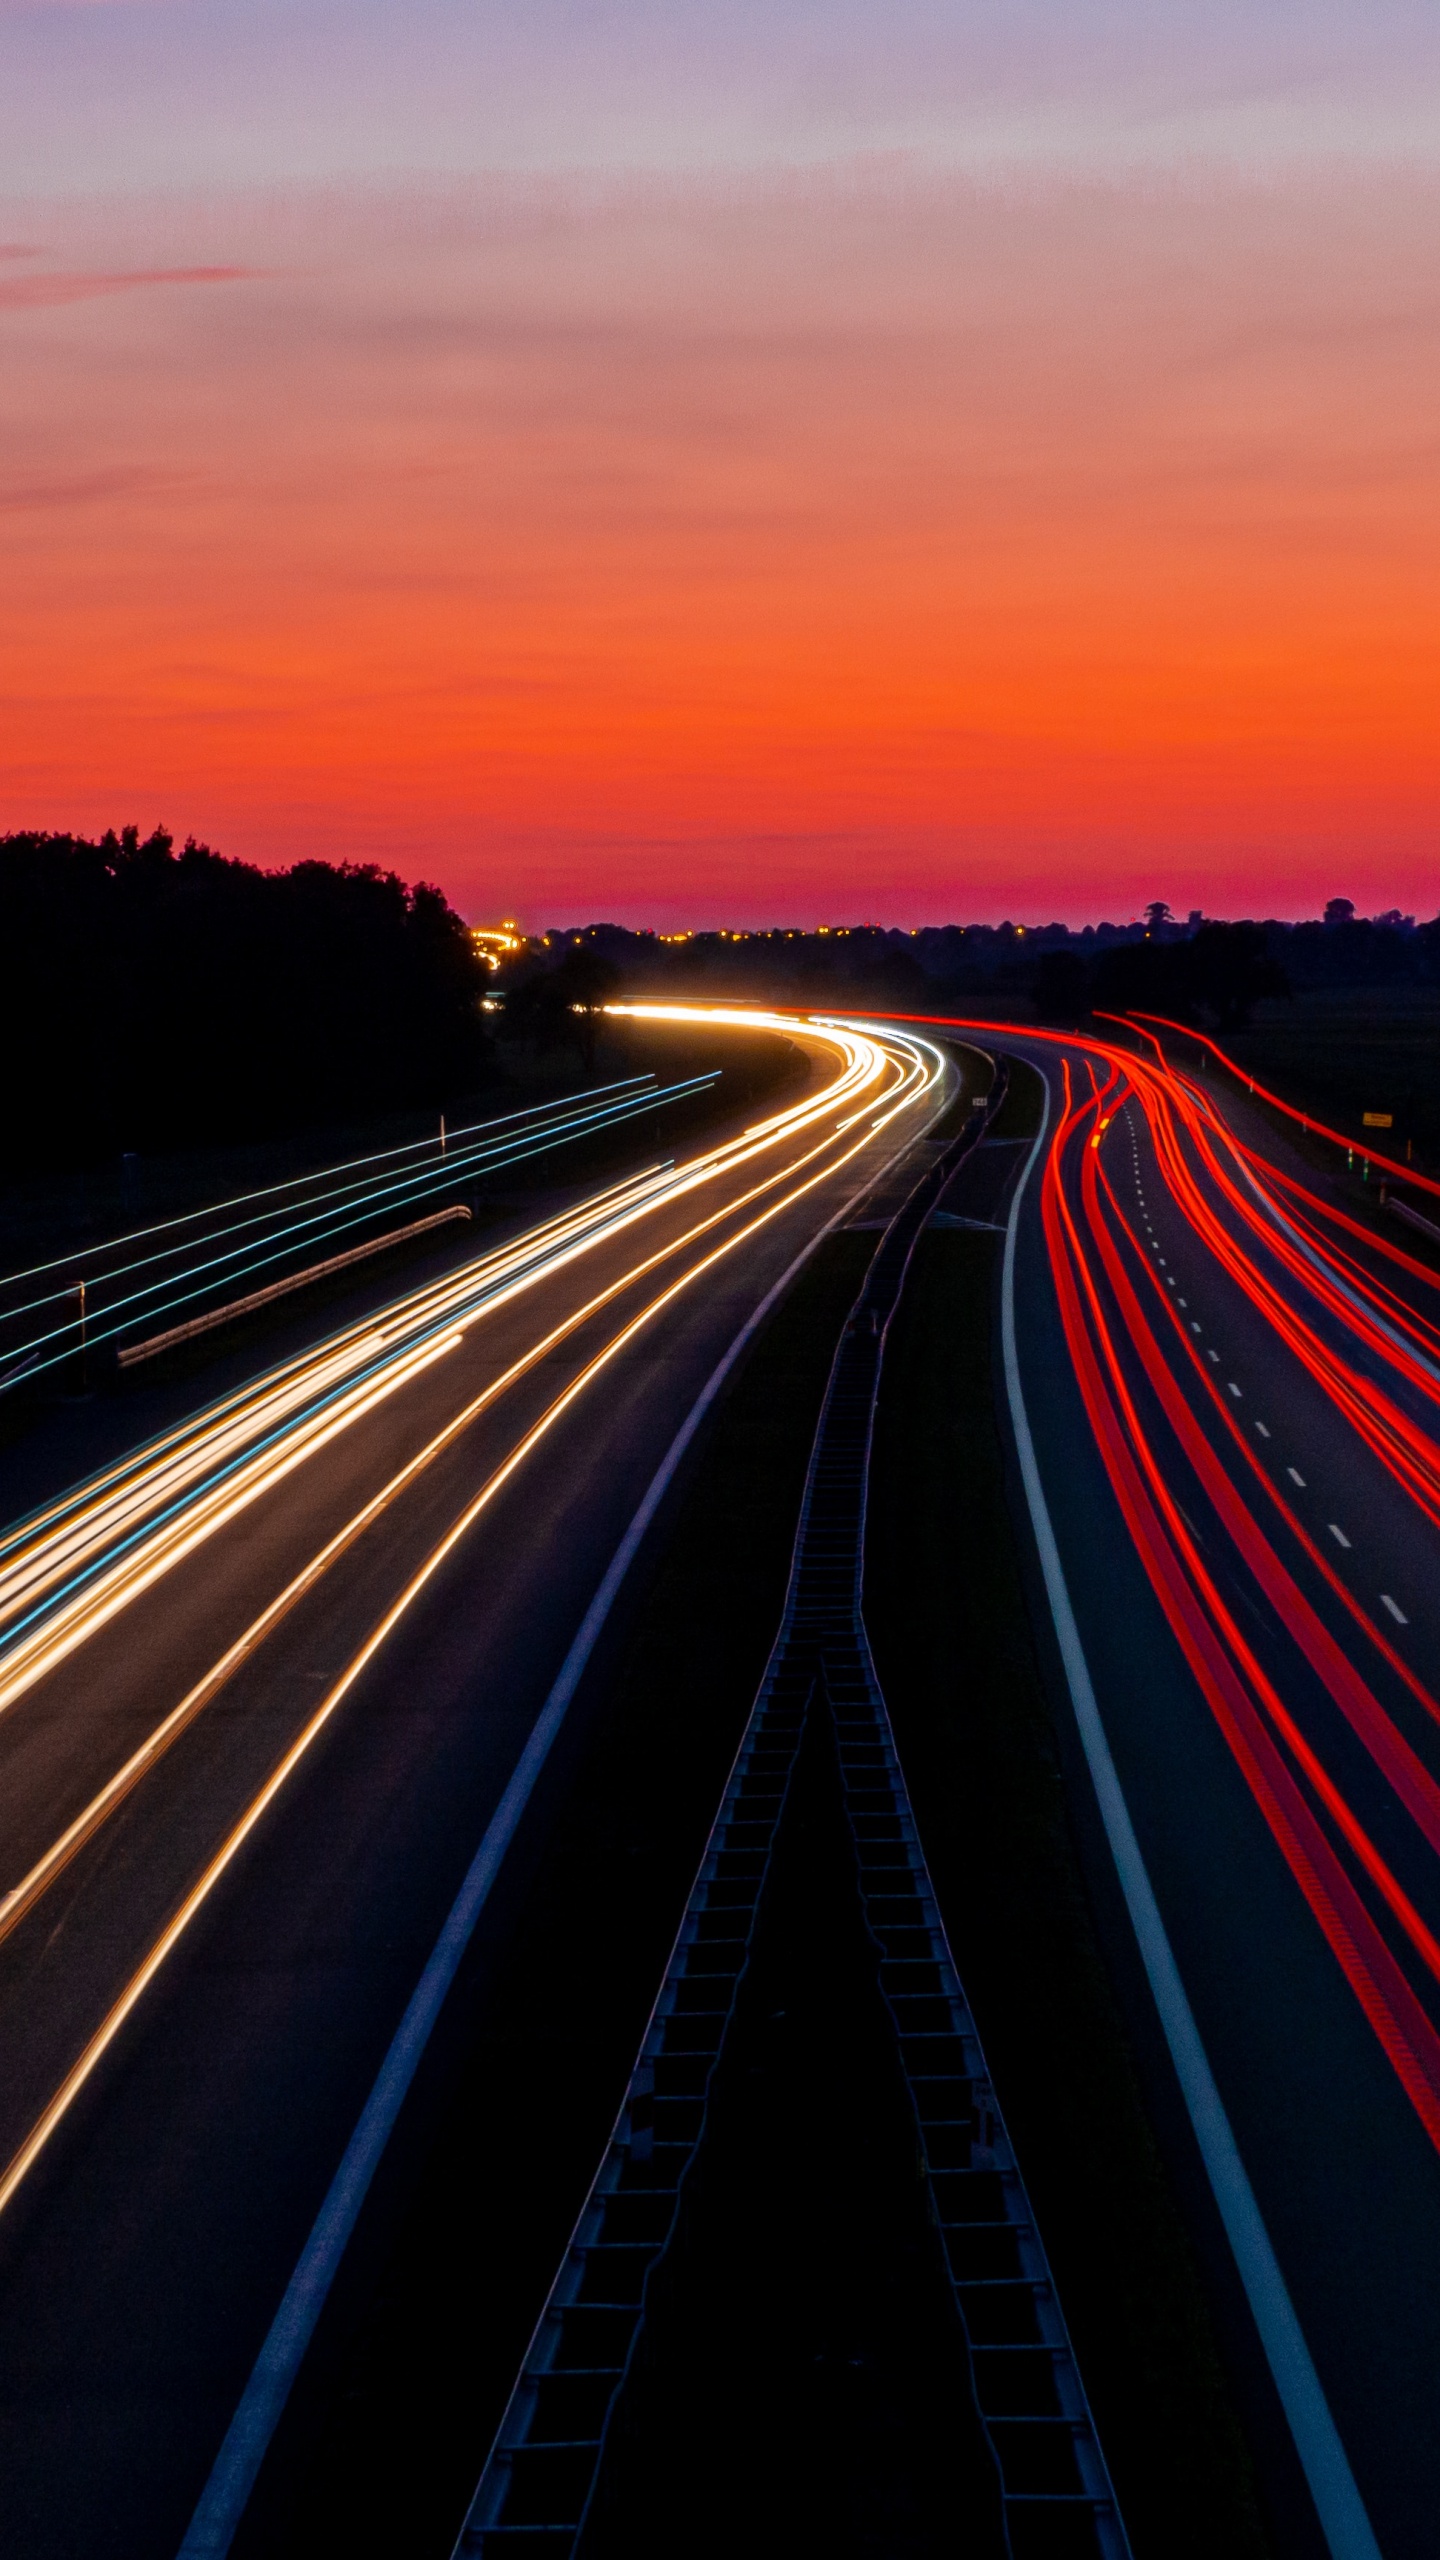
(3, 163, 1439, 922)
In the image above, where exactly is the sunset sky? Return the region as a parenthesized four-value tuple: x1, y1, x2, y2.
(3, 2, 1438, 927)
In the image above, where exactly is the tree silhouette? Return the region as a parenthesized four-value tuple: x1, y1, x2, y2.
(0, 829, 493, 1175)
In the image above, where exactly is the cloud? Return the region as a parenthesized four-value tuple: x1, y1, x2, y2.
(2, 165, 1436, 918)
(0, 464, 185, 510)
(0, 265, 256, 312)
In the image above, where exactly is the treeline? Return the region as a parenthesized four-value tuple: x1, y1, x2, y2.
(1, 828, 492, 1174)
(519, 898, 1440, 1029)
(9, 826, 1433, 1178)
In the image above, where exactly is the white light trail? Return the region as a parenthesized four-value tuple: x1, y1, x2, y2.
(0, 1008, 948, 2218)
(0, 1010, 937, 1723)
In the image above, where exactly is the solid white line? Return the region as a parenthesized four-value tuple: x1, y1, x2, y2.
(1000, 1048, 1382, 2560)
(174, 1088, 945, 2560)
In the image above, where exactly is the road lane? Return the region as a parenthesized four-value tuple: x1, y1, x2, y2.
(0, 1012, 902, 1721)
(988, 1025, 1440, 2560)
(0, 1006, 953, 2556)
(0, 1013, 924, 1899)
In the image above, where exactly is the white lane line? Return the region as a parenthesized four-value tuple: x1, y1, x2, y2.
(1192, 1322, 1203, 1334)
(1000, 1057, 1383, 2560)
(173, 1095, 946, 2560)
(0, 1017, 925, 1684)
(1255, 1421, 1271, 1439)
(1328, 1524, 1352, 1549)
(1178, 1298, 1188, 1308)
(1288, 1468, 1306, 1488)
(1207, 1349, 1220, 1365)
(1381, 1595, 1409, 1625)
(1227, 1382, 1243, 1399)
(6, 1070, 950, 2217)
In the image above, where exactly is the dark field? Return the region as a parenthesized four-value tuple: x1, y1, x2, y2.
(1224, 992, 1440, 1170)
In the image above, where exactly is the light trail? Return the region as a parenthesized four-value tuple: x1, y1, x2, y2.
(0, 1071, 716, 1389)
(1042, 1062, 1440, 2147)
(0, 1008, 926, 1721)
(0, 1076, 656, 1295)
(0, 1016, 943, 1939)
(862, 1003, 1440, 2156)
(1057, 1049, 1440, 2148)
(0, 1012, 947, 2221)
(1129, 1008, 1440, 1207)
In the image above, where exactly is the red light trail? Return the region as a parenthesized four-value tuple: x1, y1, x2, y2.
(870, 1003, 1440, 2158)
(1046, 1055, 1440, 2146)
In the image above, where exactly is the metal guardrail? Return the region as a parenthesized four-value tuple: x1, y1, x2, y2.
(1389, 1193, 1440, 1249)
(114, 1204, 474, 1366)
(0, 1073, 714, 1396)
(455, 1059, 1130, 2558)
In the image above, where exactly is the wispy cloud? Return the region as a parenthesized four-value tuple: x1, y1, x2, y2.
(0, 264, 255, 312)
(0, 464, 185, 510)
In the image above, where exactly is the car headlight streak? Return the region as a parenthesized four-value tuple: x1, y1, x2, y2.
(0, 1009, 931, 1720)
(0, 1011, 951, 2219)
(0, 1073, 719, 1391)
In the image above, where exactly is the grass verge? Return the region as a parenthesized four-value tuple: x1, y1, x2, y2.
(1223, 991, 1440, 1170)
(866, 1210, 1275, 2559)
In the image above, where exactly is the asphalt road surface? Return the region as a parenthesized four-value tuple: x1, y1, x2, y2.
(974, 1019, 1440, 2560)
(0, 1007, 954, 2559)
(13, 991, 1435, 2560)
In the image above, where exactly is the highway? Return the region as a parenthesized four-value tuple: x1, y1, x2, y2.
(8, 987, 1435, 2560)
(0, 1005, 949, 2558)
(929, 1015, 1440, 2560)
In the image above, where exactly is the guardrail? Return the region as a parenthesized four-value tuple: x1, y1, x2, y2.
(115, 1204, 474, 1367)
(0, 1072, 716, 1396)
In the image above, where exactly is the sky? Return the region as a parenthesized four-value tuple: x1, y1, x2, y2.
(2, 2, 1438, 929)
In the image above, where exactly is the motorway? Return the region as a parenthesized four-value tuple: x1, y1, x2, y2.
(957, 1018, 1440, 2560)
(0, 1005, 950, 2558)
(7, 990, 1436, 2560)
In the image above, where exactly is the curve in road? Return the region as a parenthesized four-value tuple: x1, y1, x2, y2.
(0, 1005, 951, 2559)
(878, 1007, 1440, 2560)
